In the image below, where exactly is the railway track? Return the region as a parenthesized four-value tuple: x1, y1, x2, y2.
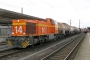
(0, 49, 21, 58)
(0, 45, 14, 52)
(0, 42, 7, 45)
(41, 33, 85, 60)
(0, 33, 83, 60)
(18, 33, 83, 60)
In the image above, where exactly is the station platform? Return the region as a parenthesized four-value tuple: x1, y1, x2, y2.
(74, 33, 90, 60)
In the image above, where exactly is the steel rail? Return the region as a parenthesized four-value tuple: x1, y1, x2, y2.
(41, 33, 84, 60)
(64, 34, 85, 60)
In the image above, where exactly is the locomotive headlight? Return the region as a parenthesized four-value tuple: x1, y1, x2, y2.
(12, 32, 14, 34)
(18, 20, 20, 22)
(23, 33, 25, 34)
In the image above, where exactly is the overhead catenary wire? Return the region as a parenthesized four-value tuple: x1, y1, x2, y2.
(70, 0, 82, 28)
(40, 0, 54, 9)
(70, 0, 80, 18)
(0, 2, 21, 9)
(0, 0, 53, 17)
(40, 0, 61, 16)
(40, 0, 58, 14)
(25, 0, 54, 14)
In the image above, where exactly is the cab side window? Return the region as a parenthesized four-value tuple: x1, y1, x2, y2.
(50, 19, 55, 24)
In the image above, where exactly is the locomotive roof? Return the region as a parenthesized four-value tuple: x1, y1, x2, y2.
(0, 8, 44, 25)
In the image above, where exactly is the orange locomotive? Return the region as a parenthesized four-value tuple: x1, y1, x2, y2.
(7, 18, 59, 48)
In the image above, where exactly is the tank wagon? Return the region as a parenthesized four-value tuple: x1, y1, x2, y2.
(6, 18, 80, 48)
(62, 23, 70, 36)
(70, 26, 80, 35)
(57, 22, 71, 37)
(70, 26, 75, 35)
(57, 22, 65, 37)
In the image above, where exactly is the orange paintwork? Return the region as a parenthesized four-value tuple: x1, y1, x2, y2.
(12, 18, 59, 36)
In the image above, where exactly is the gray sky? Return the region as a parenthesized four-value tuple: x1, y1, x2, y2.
(0, 0, 90, 28)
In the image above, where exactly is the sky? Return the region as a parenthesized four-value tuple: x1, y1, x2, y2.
(0, 0, 90, 28)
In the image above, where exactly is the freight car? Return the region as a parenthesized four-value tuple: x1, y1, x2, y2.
(57, 22, 70, 37)
(70, 26, 81, 35)
(57, 22, 65, 37)
(70, 26, 75, 35)
(62, 23, 70, 36)
(6, 18, 80, 48)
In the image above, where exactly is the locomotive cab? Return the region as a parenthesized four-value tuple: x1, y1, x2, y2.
(7, 19, 37, 48)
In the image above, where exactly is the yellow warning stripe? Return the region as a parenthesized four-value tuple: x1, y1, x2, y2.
(36, 24, 55, 27)
(49, 26, 55, 27)
(36, 24, 47, 26)
(12, 23, 26, 25)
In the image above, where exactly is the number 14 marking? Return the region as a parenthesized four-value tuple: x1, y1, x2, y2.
(15, 26, 23, 33)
